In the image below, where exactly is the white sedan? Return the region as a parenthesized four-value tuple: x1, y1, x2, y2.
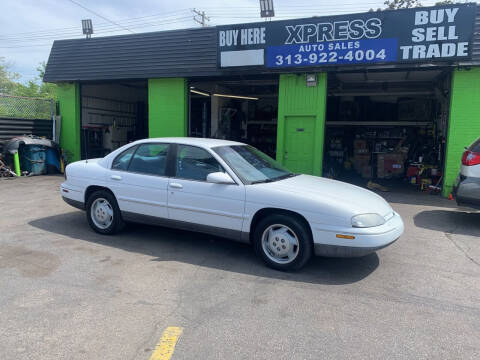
(61, 138, 403, 271)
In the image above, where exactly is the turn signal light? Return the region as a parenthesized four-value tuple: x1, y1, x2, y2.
(461, 150, 480, 166)
(336, 234, 355, 240)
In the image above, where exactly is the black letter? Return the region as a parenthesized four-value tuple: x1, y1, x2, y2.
(285, 25, 303, 44)
(365, 18, 382, 39)
(349, 19, 364, 40)
(317, 23, 333, 42)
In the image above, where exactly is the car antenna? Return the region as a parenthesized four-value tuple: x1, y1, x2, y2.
(83, 128, 88, 163)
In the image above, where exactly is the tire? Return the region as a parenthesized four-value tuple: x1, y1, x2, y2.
(253, 213, 313, 271)
(86, 190, 125, 235)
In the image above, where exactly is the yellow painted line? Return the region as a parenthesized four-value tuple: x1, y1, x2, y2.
(149, 326, 183, 360)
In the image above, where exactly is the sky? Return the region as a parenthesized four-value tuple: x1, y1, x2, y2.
(0, 0, 446, 82)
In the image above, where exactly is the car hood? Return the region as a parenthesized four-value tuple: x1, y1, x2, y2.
(262, 174, 393, 217)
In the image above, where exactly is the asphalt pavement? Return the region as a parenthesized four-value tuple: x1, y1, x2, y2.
(0, 175, 479, 360)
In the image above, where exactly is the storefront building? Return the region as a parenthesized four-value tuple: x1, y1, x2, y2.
(44, 3, 480, 196)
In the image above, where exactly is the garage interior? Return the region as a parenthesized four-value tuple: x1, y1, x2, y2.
(80, 81, 148, 159)
(77, 70, 452, 193)
(323, 69, 451, 190)
(189, 75, 279, 158)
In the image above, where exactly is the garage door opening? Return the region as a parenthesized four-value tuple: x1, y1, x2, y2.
(324, 69, 450, 191)
(80, 81, 148, 159)
(189, 76, 279, 158)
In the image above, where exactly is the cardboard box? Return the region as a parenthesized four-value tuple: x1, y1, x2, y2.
(354, 148, 370, 155)
(353, 154, 370, 173)
(361, 166, 372, 179)
(377, 153, 405, 179)
(353, 139, 368, 150)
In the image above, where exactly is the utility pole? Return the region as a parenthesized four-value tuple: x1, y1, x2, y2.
(192, 9, 210, 27)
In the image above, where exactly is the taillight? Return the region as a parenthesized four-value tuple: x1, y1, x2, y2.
(462, 150, 480, 166)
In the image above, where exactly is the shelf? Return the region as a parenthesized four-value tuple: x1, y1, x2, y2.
(364, 137, 405, 140)
(326, 121, 431, 126)
(247, 121, 277, 125)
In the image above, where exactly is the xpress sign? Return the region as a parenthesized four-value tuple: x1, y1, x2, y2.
(217, 4, 476, 68)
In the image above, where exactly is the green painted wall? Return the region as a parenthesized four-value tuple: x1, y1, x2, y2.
(276, 73, 327, 176)
(148, 78, 187, 138)
(443, 67, 480, 196)
(57, 82, 81, 162)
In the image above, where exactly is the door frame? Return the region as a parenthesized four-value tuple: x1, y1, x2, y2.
(276, 73, 327, 176)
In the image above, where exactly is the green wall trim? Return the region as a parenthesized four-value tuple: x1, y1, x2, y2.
(148, 78, 187, 138)
(443, 67, 480, 197)
(57, 82, 81, 162)
(276, 73, 327, 176)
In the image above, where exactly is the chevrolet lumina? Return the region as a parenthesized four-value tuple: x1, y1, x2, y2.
(61, 138, 403, 271)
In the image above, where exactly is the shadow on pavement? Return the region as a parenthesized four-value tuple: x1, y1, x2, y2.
(414, 209, 480, 237)
(29, 211, 380, 285)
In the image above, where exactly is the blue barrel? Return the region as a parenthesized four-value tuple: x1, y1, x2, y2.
(20, 145, 47, 175)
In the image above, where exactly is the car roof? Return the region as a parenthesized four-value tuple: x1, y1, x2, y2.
(133, 137, 245, 149)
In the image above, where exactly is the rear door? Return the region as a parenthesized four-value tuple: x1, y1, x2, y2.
(107, 143, 170, 219)
(167, 144, 245, 232)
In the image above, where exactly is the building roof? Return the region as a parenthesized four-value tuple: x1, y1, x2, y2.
(44, 6, 480, 83)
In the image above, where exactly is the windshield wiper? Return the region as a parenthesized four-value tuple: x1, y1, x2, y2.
(251, 178, 275, 184)
(273, 173, 298, 181)
(251, 173, 297, 184)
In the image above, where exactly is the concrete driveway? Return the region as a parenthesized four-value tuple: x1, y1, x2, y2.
(0, 175, 479, 360)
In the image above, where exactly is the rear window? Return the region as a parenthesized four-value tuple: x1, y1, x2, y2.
(468, 138, 480, 153)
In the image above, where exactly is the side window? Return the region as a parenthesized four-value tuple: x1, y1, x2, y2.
(127, 143, 169, 176)
(112, 145, 137, 171)
(176, 145, 223, 181)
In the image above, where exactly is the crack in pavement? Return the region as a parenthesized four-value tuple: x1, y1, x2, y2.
(444, 231, 480, 268)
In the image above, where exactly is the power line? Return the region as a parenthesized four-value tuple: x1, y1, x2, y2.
(65, 0, 135, 34)
(0, 14, 193, 43)
(0, 9, 190, 38)
(0, 17, 195, 48)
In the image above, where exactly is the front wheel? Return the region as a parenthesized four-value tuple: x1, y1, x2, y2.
(253, 214, 313, 271)
(86, 190, 124, 235)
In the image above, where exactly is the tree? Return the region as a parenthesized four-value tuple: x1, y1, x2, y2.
(383, 0, 422, 9)
(0, 58, 21, 95)
(0, 59, 56, 99)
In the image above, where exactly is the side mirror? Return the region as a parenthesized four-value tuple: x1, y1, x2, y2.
(207, 172, 236, 185)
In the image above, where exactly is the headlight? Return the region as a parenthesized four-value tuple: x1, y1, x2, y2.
(351, 213, 385, 228)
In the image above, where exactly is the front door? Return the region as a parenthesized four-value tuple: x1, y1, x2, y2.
(283, 116, 315, 174)
(167, 144, 245, 233)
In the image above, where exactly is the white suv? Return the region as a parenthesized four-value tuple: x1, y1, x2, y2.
(454, 137, 480, 209)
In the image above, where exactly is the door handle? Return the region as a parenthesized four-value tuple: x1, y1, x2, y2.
(170, 183, 183, 189)
(110, 175, 122, 181)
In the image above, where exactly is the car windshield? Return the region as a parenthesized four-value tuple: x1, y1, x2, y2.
(213, 145, 296, 184)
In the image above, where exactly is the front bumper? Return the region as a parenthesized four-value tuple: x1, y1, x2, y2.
(312, 211, 404, 258)
(314, 237, 399, 257)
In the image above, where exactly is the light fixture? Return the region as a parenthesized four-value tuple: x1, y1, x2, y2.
(306, 74, 317, 87)
(82, 19, 93, 39)
(259, 0, 275, 18)
(190, 89, 210, 97)
(213, 93, 259, 100)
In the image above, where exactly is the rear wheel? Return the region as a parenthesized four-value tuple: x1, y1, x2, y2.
(86, 190, 124, 235)
(253, 213, 313, 271)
